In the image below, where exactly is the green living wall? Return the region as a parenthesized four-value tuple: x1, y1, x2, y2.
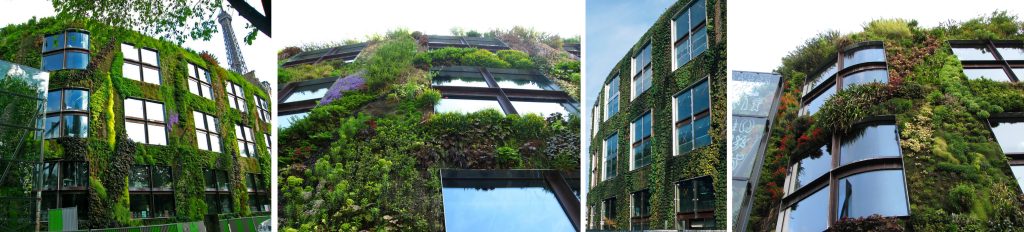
(747, 12, 1024, 231)
(586, 0, 728, 230)
(0, 16, 271, 229)
(277, 30, 580, 231)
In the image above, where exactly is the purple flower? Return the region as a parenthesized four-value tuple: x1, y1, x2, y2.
(319, 72, 367, 106)
(167, 113, 179, 130)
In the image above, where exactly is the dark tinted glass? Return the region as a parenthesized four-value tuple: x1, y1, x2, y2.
(842, 69, 888, 88)
(66, 51, 89, 69)
(790, 145, 832, 194)
(693, 116, 711, 148)
(441, 179, 575, 232)
(129, 193, 152, 218)
(842, 47, 885, 68)
(677, 90, 691, 121)
(963, 68, 1011, 82)
(691, 25, 708, 58)
(675, 10, 690, 40)
(836, 170, 909, 219)
(952, 47, 996, 60)
(153, 194, 174, 217)
(678, 123, 693, 153)
(129, 166, 150, 189)
(42, 53, 63, 71)
(991, 120, 1024, 153)
(692, 80, 709, 114)
(779, 187, 828, 232)
(153, 166, 172, 189)
(803, 84, 835, 115)
(840, 124, 900, 165)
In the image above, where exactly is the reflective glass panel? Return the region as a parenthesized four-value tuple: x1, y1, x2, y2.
(510, 100, 569, 117)
(678, 123, 693, 153)
(43, 34, 65, 52)
(842, 47, 885, 68)
(124, 98, 144, 119)
(840, 124, 900, 165)
(836, 170, 909, 220)
(493, 74, 552, 90)
(691, 25, 708, 59)
(122, 44, 138, 61)
(44, 116, 60, 139)
(997, 47, 1024, 60)
(803, 84, 835, 116)
(66, 32, 88, 49)
(140, 48, 158, 65)
(692, 80, 710, 113)
(125, 121, 146, 143)
(605, 133, 618, 178)
(153, 166, 172, 189)
(42, 53, 63, 71)
(778, 187, 828, 232)
(677, 90, 691, 121)
(991, 120, 1024, 154)
(789, 145, 832, 194)
(63, 89, 88, 111)
(64, 115, 87, 138)
(674, 10, 689, 41)
(842, 69, 888, 88)
(145, 101, 164, 121)
(283, 83, 330, 103)
(693, 116, 711, 148)
(123, 62, 141, 81)
(441, 177, 575, 232)
(65, 51, 89, 69)
(46, 91, 61, 113)
(952, 47, 996, 61)
(148, 124, 166, 145)
(432, 71, 489, 87)
(435, 98, 504, 114)
(963, 68, 1011, 82)
(129, 166, 150, 189)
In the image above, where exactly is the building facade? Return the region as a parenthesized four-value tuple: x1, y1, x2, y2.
(745, 16, 1024, 231)
(0, 17, 271, 229)
(586, 0, 726, 230)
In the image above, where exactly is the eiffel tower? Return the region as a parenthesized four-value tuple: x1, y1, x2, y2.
(218, 10, 248, 74)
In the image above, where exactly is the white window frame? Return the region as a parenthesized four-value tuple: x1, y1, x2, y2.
(631, 42, 653, 100)
(672, 76, 712, 156)
(630, 110, 654, 170)
(671, 0, 709, 71)
(603, 133, 618, 181)
(604, 74, 620, 120)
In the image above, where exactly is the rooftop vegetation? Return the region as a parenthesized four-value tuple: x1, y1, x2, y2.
(277, 29, 581, 231)
(748, 11, 1024, 231)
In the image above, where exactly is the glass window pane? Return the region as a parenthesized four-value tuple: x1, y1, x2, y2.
(130, 194, 152, 218)
(123, 63, 141, 81)
(1010, 166, 1024, 191)
(836, 170, 909, 219)
(142, 67, 160, 85)
(41, 162, 59, 189)
(842, 69, 888, 88)
(207, 115, 218, 133)
(441, 175, 579, 232)
(510, 100, 569, 117)
(145, 101, 164, 121)
(690, 0, 706, 26)
(42, 53, 64, 71)
(678, 123, 693, 153)
(126, 121, 146, 143)
(121, 44, 138, 61)
(65, 51, 89, 70)
(1014, 68, 1024, 80)
(279, 112, 308, 129)
(804, 64, 838, 98)
(44, 116, 60, 139)
(675, 10, 689, 41)
(695, 177, 714, 211)
(803, 84, 835, 116)
(63, 115, 88, 138)
(963, 68, 1012, 82)
(148, 124, 166, 145)
(679, 181, 694, 212)
(193, 111, 205, 130)
(779, 187, 829, 232)
(677, 90, 691, 121)
(202, 85, 214, 99)
(435, 98, 504, 114)
(693, 116, 711, 148)
(997, 47, 1024, 60)
(43, 34, 65, 52)
(605, 133, 618, 178)
(153, 166, 171, 189)
(124, 98, 144, 118)
(691, 25, 708, 58)
(140, 49, 158, 65)
(283, 83, 330, 103)
(842, 47, 885, 68)
(62, 162, 88, 188)
(493, 73, 554, 90)
(153, 194, 174, 218)
(432, 71, 488, 87)
(129, 166, 150, 189)
(187, 63, 197, 78)
(789, 145, 832, 194)
(66, 32, 88, 49)
(197, 132, 209, 150)
(839, 124, 900, 165)
(952, 46, 996, 61)
(46, 91, 61, 113)
(991, 120, 1024, 154)
(210, 136, 221, 153)
(693, 80, 709, 113)
(63, 89, 88, 111)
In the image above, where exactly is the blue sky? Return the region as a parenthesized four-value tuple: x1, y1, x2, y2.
(582, 0, 675, 190)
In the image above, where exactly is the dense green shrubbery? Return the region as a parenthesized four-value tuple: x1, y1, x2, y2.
(412, 47, 537, 69)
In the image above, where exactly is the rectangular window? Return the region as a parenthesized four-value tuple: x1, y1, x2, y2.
(193, 111, 221, 153)
(40, 161, 90, 221)
(256, 96, 270, 123)
(121, 43, 161, 85)
(674, 0, 708, 69)
(124, 98, 167, 145)
(44, 89, 89, 139)
(604, 133, 618, 180)
(631, 190, 651, 231)
(226, 82, 247, 112)
(675, 79, 712, 155)
(440, 169, 576, 231)
(605, 75, 620, 119)
(128, 165, 175, 218)
(602, 198, 617, 230)
(187, 63, 215, 100)
(236, 124, 256, 158)
(677, 176, 715, 229)
(632, 44, 653, 99)
(42, 31, 89, 71)
(265, 133, 272, 154)
(631, 112, 653, 169)
(204, 169, 232, 214)
(247, 174, 269, 212)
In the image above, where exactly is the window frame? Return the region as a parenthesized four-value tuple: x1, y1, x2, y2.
(226, 81, 248, 112)
(44, 88, 90, 139)
(950, 40, 1024, 82)
(123, 97, 167, 145)
(235, 124, 257, 158)
(673, 77, 712, 156)
(128, 165, 175, 219)
(256, 96, 271, 123)
(41, 30, 90, 71)
(120, 43, 161, 85)
(630, 110, 654, 170)
(193, 111, 221, 153)
(631, 42, 653, 100)
(603, 133, 618, 180)
(186, 62, 215, 100)
(39, 161, 90, 222)
(604, 74, 620, 120)
(204, 169, 233, 214)
(246, 173, 270, 213)
(671, 0, 709, 70)
(675, 175, 716, 229)
(630, 189, 652, 231)
(601, 198, 617, 230)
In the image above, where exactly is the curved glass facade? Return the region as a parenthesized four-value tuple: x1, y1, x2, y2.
(836, 170, 909, 219)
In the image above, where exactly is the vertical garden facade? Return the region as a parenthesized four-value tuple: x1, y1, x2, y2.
(586, 0, 726, 230)
(0, 17, 272, 229)
(746, 14, 1024, 231)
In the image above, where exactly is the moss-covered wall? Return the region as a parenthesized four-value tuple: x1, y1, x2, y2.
(747, 13, 1024, 231)
(0, 16, 271, 228)
(585, 0, 727, 230)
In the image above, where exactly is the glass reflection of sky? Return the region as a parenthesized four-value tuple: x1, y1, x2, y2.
(432, 73, 489, 88)
(842, 48, 885, 69)
(779, 187, 828, 232)
(442, 185, 575, 232)
(963, 68, 1011, 82)
(803, 84, 835, 116)
(837, 170, 909, 220)
(991, 120, 1024, 154)
(278, 112, 308, 129)
(493, 74, 550, 90)
(952, 47, 996, 61)
(790, 145, 831, 194)
(842, 69, 888, 88)
(840, 124, 900, 165)
(996, 47, 1024, 60)
(436, 98, 503, 114)
(510, 101, 567, 117)
(1010, 166, 1024, 191)
(283, 84, 330, 103)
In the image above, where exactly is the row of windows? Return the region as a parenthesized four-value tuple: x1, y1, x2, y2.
(42, 31, 90, 71)
(600, 78, 713, 182)
(990, 118, 1024, 191)
(594, 176, 715, 230)
(44, 89, 89, 139)
(951, 42, 1024, 82)
(801, 44, 888, 116)
(129, 165, 174, 218)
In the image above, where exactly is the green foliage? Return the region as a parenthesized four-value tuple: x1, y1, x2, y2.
(366, 36, 417, 90)
(830, 215, 905, 232)
(863, 19, 914, 40)
(495, 146, 522, 168)
(496, 50, 534, 69)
